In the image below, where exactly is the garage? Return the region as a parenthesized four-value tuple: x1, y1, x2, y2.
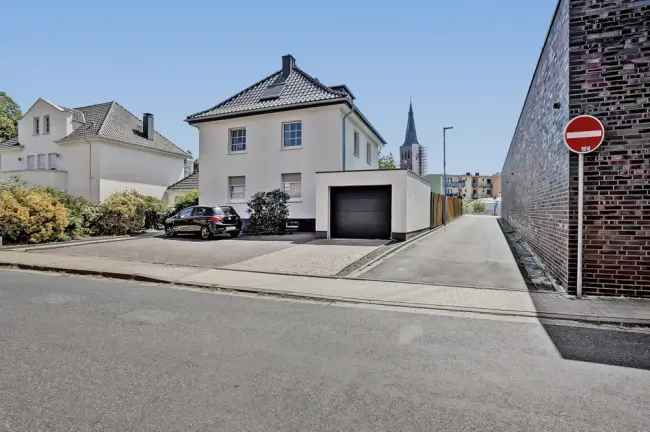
(330, 186, 391, 239)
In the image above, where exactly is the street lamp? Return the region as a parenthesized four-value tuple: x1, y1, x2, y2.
(443, 126, 454, 225)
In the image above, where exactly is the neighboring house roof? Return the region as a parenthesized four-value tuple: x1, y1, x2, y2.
(186, 55, 386, 144)
(58, 101, 190, 157)
(0, 137, 20, 150)
(167, 171, 199, 191)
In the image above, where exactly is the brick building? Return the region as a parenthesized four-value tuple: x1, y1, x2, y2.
(502, 0, 650, 297)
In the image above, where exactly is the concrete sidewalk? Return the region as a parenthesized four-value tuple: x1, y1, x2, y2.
(0, 250, 648, 326)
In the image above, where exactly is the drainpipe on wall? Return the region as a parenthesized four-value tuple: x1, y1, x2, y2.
(341, 107, 354, 171)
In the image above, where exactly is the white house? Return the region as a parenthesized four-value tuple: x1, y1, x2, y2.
(0, 98, 191, 202)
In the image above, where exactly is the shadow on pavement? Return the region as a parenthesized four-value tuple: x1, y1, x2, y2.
(157, 232, 316, 244)
(541, 323, 650, 370)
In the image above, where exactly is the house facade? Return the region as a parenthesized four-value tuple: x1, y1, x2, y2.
(0, 98, 190, 202)
(187, 55, 386, 231)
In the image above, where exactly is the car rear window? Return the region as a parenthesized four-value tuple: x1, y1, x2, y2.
(212, 207, 225, 216)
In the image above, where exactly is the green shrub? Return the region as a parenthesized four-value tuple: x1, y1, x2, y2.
(35, 186, 100, 237)
(174, 190, 199, 212)
(0, 186, 69, 243)
(247, 189, 290, 234)
(471, 201, 487, 214)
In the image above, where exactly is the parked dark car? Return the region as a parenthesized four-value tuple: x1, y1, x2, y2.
(164, 206, 242, 240)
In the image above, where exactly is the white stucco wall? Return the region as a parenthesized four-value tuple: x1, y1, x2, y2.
(95, 139, 185, 201)
(315, 169, 431, 238)
(405, 172, 432, 232)
(0, 170, 68, 191)
(343, 112, 380, 171)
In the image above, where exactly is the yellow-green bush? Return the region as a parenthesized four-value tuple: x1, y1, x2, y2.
(0, 186, 69, 243)
(93, 191, 165, 235)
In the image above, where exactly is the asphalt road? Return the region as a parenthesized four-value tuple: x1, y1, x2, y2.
(360, 215, 528, 290)
(1, 270, 649, 431)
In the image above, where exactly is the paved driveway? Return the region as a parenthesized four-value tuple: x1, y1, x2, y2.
(36, 234, 385, 276)
(359, 216, 528, 290)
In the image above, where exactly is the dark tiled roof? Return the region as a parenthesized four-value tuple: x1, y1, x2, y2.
(0, 137, 20, 149)
(187, 66, 349, 122)
(58, 102, 189, 157)
(167, 171, 198, 191)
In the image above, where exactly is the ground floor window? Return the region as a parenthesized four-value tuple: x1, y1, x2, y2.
(281, 173, 301, 199)
(228, 176, 246, 201)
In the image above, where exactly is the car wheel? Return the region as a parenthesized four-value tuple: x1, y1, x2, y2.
(229, 230, 241, 238)
(165, 226, 175, 237)
(200, 226, 212, 240)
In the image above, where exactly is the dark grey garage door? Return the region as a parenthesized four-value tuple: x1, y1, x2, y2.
(331, 186, 391, 239)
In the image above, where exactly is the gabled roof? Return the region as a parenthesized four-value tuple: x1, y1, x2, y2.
(167, 171, 199, 191)
(186, 56, 386, 144)
(58, 101, 189, 157)
(0, 137, 21, 150)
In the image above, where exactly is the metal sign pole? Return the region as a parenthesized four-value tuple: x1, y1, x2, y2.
(577, 153, 584, 299)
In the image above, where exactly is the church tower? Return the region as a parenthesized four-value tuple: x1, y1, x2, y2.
(399, 102, 426, 176)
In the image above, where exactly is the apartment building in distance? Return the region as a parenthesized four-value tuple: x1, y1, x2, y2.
(425, 172, 501, 200)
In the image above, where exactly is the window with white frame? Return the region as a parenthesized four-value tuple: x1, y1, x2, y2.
(353, 131, 360, 157)
(281, 173, 301, 199)
(44, 115, 51, 134)
(48, 153, 58, 170)
(228, 176, 246, 201)
(37, 154, 46, 170)
(282, 121, 302, 148)
(27, 155, 36, 169)
(33, 117, 40, 135)
(229, 128, 246, 153)
(366, 141, 372, 164)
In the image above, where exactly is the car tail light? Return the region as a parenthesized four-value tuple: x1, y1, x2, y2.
(209, 215, 223, 223)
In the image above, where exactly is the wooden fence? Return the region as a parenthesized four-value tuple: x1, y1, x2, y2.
(431, 193, 463, 227)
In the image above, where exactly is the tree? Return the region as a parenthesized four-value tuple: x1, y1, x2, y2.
(378, 151, 397, 169)
(0, 92, 22, 142)
(247, 189, 290, 234)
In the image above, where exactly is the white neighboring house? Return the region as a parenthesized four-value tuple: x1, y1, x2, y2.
(0, 98, 191, 202)
(187, 54, 387, 231)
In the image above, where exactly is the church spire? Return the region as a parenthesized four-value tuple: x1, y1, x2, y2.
(403, 100, 419, 146)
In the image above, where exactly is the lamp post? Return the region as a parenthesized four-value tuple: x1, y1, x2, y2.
(443, 126, 454, 225)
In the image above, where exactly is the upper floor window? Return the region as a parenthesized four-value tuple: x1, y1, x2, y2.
(281, 173, 301, 199)
(282, 121, 302, 148)
(353, 131, 360, 157)
(229, 128, 246, 153)
(228, 176, 246, 201)
(366, 141, 373, 165)
(33, 117, 40, 135)
(43, 115, 50, 134)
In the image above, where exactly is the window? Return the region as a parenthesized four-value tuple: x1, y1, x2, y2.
(37, 154, 47, 170)
(0, 154, 2, 170)
(48, 153, 57, 170)
(27, 155, 35, 169)
(192, 207, 215, 217)
(281, 173, 301, 199)
(366, 141, 372, 164)
(282, 121, 302, 148)
(229, 128, 246, 153)
(44, 115, 50, 134)
(33, 117, 40, 135)
(353, 131, 360, 157)
(228, 176, 246, 201)
(179, 207, 193, 218)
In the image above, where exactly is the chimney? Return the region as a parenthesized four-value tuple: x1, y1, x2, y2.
(281, 54, 295, 79)
(143, 113, 154, 141)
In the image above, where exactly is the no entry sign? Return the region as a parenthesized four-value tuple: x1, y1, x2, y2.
(564, 115, 605, 154)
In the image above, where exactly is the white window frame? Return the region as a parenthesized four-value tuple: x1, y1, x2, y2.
(43, 115, 50, 135)
(282, 121, 302, 149)
(228, 176, 246, 202)
(229, 127, 247, 153)
(27, 155, 36, 170)
(33, 117, 40, 135)
(281, 173, 302, 200)
(353, 131, 360, 157)
(37, 153, 47, 170)
(48, 153, 58, 170)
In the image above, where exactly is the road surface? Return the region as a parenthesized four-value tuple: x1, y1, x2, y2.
(1, 269, 648, 431)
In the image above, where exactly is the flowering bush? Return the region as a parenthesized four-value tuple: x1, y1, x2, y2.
(247, 189, 289, 234)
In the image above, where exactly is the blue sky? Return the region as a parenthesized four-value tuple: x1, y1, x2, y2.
(3, 1, 557, 175)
